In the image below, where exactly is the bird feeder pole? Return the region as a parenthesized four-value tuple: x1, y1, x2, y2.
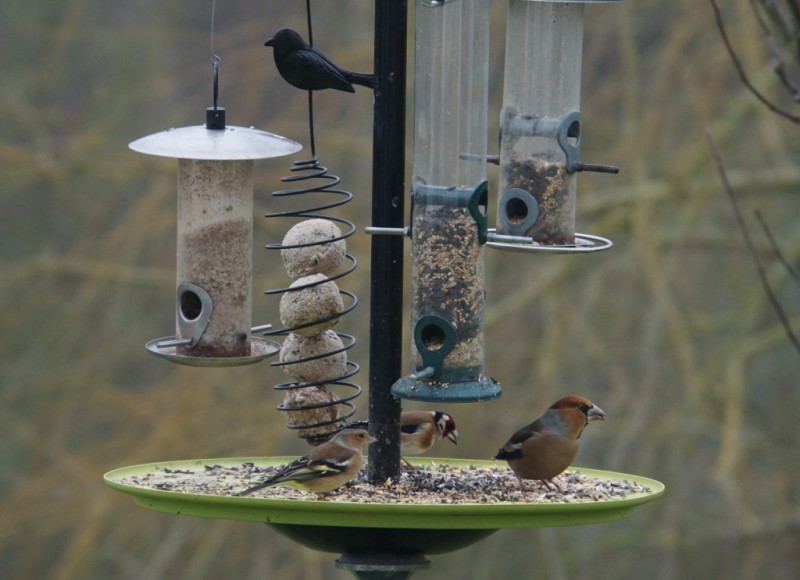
(366, 0, 408, 486)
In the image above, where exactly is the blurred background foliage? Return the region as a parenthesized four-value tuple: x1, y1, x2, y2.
(2, 0, 799, 578)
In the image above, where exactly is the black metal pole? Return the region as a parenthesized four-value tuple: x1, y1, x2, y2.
(368, 0, 408, 484)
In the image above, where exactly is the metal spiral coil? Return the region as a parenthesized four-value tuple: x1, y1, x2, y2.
(260, 156, 361, 442)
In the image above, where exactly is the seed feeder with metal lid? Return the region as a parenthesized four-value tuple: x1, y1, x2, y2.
(390, 0, 501, 403)
(132, 54, 301, 367)
(490, 0, 618, 253)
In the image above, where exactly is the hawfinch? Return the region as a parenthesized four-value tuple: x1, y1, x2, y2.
(494, 395, 605, 490)
(236, 429, 376, 496)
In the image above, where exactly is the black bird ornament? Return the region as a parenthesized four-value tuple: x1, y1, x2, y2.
(264, 28, 375, 93)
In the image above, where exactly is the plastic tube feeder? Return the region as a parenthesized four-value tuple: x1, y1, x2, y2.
(492, 0, 618, 252)
(132, 108, 301, 366)
(392, 0, 501, 403)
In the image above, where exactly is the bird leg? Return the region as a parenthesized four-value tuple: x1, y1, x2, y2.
(540, 478, 563, 493)
(515, 476, 532, 492)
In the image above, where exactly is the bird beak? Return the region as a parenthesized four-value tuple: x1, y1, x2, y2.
(264, 38, 274, 47)
(445, 429, 459, 445)
(588, 405, 606, 422)
(366, 435, 378, 444)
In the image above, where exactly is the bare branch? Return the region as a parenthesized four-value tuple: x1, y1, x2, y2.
(755, 209, 800, 282)
(787, 0, 800, 26)
(710, 0, 800, 122)
(750, 0, 800, 100)
(706, 129, 800, 356)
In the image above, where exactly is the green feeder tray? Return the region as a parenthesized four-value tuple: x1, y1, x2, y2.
(104, 457, 664, 556)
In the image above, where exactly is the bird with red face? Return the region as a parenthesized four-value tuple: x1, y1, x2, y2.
(494, 396, 605, 491)
(349, 410, 459, 467)
(399, 410, 459, 463)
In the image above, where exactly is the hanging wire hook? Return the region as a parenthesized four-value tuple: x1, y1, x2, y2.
(205, 0, 225, 128)
(304, 0, 316, 157)
(210, 0, 221, 111)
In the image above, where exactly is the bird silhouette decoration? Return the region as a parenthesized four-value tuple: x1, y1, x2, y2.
(264, 28, 375, 93)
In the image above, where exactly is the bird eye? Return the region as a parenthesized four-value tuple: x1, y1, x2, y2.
(578, 404, 590, 414)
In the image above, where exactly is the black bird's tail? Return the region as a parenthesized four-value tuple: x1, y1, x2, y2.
(345, 71, 375, 90)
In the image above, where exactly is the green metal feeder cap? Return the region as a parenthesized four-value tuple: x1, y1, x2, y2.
(391, 374, 502, 403)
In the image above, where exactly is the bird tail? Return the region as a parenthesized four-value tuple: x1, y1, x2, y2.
(346, 71, 375, 90)
(493, 447, 522, 461)
(235, 476, 281, 496)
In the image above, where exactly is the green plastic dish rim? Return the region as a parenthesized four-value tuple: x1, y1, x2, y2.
(105, 456, 664, 515)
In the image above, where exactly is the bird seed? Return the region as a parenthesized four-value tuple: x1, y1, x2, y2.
(118, 462, 651, 505)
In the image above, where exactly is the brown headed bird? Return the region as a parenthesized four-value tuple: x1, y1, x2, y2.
(235, 429, 376, 496)
(494, 396, 605, 491)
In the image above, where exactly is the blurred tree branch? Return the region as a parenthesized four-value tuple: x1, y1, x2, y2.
(755, 209, 800, 282)
(750, 0, 800, 98)
(709, 0, 800, 121)
(706, 130, 800, 357)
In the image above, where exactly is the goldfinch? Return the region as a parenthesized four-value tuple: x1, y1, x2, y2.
(494, 396, 605, 491)
(236, 429, 376, 496)
(350, 410, 459, 466)
(399, 410, 459, 457)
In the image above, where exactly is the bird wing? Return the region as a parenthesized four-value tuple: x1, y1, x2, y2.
(507, 421, 544, 445)
(272, 454, 351, 484)
(235, 451, 353, 496)
(494, 419, 544, 460)
(400, 422, 424, 435)
(291, 49, 354, 92)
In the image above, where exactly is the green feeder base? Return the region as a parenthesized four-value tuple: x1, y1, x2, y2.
(105, 457, 663, 558)
(270, 522, 498, 556)
(391, 376, 502, 403)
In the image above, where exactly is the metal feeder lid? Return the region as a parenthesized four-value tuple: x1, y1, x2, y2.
(522, 0, 620, 3)
(129, 125, 302, 161)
